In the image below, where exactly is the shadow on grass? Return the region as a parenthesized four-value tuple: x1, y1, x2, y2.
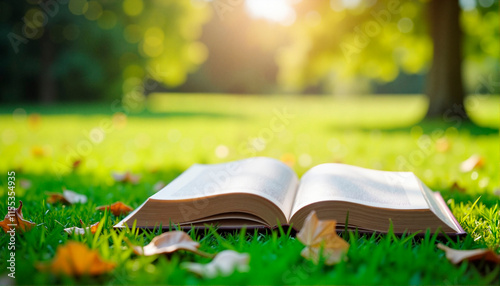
(383, 120, 499, 136)
(0, 103, 246, 119)
(330, 119, 499, 136)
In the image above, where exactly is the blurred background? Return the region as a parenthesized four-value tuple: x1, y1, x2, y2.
(1, 0, 498, 107)
(0, 0, 498, 188)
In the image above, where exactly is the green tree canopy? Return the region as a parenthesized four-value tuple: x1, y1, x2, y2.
(1, 0, 211, 103)
(276, 0, 499, 98)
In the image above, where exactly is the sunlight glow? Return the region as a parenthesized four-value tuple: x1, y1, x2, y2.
(245, 0, 296, 26)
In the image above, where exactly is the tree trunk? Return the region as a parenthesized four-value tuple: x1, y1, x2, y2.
(39, 32, 57, 104)
(425, 0, 467, 120)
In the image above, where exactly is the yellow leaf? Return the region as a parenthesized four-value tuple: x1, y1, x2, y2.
(31, 146, 45, 157)
(37, 242, 115, 276)
(0, 201, 36, 233)
(437, 244, 500, 264)
(436, 138, 451, 153)
(296, 211, 349, 265)
(182, 250, 250, 278)
(96, 201, 133, 216)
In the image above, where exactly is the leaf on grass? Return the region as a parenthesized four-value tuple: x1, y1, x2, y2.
(64, 220, 100, 235)
(450, 182, 466, 193)
(111, 171, 140, 184)
(31, 146, 46, 157)
(460, 154, 484, 172)
(129, 231, 209, 257)
(96, 201, 133, 216)
(182, 250, 250, 278)
(153, 181, 166, 192)
(297, 211, 349, 265)
(37, 241, 115, 276)
(0, 201, 36, 233)
(494, 188, 500, 197)
(47, 189, 88, 204)
(19, 179, 32, 189)
(437, 244, 500, 264)
(28, 113, 41, 130)
(435, 138, 451, 153)
(72, 159, 82, 169)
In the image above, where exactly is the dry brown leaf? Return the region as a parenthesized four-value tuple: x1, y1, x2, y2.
(129, 231, 210, 257)
(72, 159, 82, 169)
(182, 250, 250, 278)
(37, 241, 115, 276)
(64, 220, 100, 235)
(47, 189, 88, 204)
(111, 171, 140, 184)
(450, 182, 466, 193)
(96, 201, 133, 216)
(437, 244, 500, 264)
(0, 201, 36, 233)
(153, 181, 166, 192)
(297, 211, 349, 265)
(460, 154, 485, 172)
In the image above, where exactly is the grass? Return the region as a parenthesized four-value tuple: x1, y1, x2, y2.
(0, 93, 499, 284)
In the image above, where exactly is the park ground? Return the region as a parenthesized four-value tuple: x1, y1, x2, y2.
(0, 94, 499, 284)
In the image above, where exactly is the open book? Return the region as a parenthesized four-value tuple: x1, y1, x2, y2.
(115, 157, 465, 235)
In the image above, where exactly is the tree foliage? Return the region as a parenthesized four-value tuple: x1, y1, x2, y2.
(276, 0, 499, 95)
(0, 0, 210, 103)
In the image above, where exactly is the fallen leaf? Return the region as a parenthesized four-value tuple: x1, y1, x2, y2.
(31, 146, 45, 157)
(0, 275, 14, 286)
(437, 244, 500, 264)
(64, 220, 100, 235)
(111, 171, 140, 184)
(280, 153, 296, 167)
(153, 181, 166, 192)
(0, 201, 36, 233)
(19, 179, 32, 189)
(297, 211, 349, 265)
(37, 241, 115, 276)
(182, 250, 250, 278)
(112, 112, 127, 129)
(28, 113, 41, 130)
(129, 231, 211, 257)
(460, 154, 484, 172)
(450, 182, 466, 193)
(96, 201, 133, 216)
(47, 189, 88, 204)
(72, 159, 82, 169)
(494, 188, 500, 197)
(436, 138, 451, 153)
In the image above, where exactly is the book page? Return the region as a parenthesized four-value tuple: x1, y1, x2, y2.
(151, 157, 299, 219)
(291, 164, 430, 216)
(417, 179, 461, 232)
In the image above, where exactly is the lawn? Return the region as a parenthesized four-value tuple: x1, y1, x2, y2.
(0, 93, 499, 284)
